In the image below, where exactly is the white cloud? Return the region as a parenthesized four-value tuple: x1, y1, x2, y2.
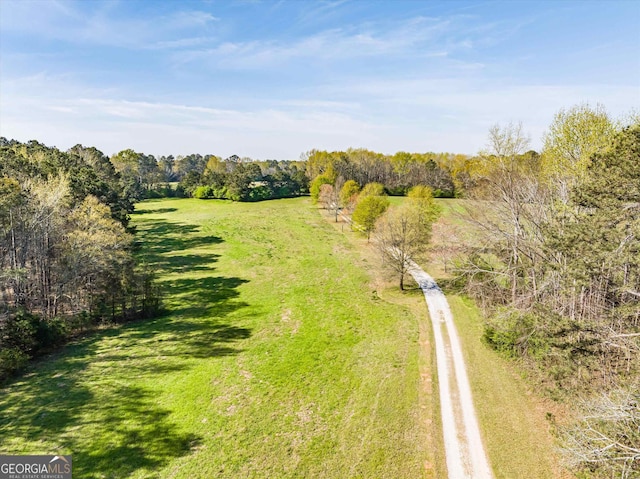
(168, 10, 218, 28)
(1, 4, 638, 159)
(152, 37, 217, 50)
(174, 16, 468, 69)
(0, 92, 380, 158)
(0, 1, 220, 50)
(3, 78, 637, 159)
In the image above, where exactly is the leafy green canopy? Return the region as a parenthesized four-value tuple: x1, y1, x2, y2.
(339, 179, 360, 208)
(352, 193, 390, 239)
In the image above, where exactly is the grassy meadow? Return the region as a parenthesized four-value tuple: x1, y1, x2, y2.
(0, 197, 431, 478)
(0, 195, 571, 479)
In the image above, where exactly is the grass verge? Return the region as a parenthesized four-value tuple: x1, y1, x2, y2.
(427, 198, 573, 477)
(448, 295, 572, 478)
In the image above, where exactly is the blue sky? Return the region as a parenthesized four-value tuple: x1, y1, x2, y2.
(1, 0, 639, 160)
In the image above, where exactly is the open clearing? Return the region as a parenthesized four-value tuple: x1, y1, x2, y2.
(0, 197, 429, 478)
(0, 196, 570, 478)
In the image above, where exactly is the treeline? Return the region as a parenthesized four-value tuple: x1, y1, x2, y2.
(305, 148, 470, 198)
(0, 139, 160, 381)
(107, 149, 309, 202)
(185, 156, 308, 201)
(452, 106, 639, 478)
(107, 147, 482, 203)
(108, 149, 214, 199)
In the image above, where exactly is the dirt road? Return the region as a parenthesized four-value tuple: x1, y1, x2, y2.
(408, 261, 493, 479)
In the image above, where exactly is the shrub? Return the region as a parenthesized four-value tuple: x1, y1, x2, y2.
(0, 348, 29, 381)
(33, 316, 69, 351)
(433, 188, 454, 198)
(359, 182, 386, 197)
(213, 186, 228, 199)
(193, 185, 215, 199)
(0, 309, 38, 353)
(483, 307, 551, 359)
(1, 310, 70, 356)
(174, 184, 187, 197)
(247, 185, 273, 201)
(385, 186, 406, 196)
(142, 189, 163, 199)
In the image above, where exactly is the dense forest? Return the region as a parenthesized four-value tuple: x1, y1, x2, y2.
(109, 150, 308, 201)
(101, 150, 310, 202)
(304, 148, 458, 197)
(451, 107, 639, 478)
(176, 149, 465, 201)
(187, 157, 309, 201)
(0, 140, 160, 380)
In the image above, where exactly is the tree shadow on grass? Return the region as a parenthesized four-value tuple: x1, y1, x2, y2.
(0, 306, 248, 475)
(164, 275, 249, 318)
(73, 384, 201, 479)
(0, 211, 252, 477)
(0, 333, 203, 478)
(134, 220, 224, 273)
(132, 207, 178, 215)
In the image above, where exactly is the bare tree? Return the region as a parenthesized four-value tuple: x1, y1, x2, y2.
(464, 122, 552, 304)
(563, 385, 640, 478)
(327, 177, 345, 222)
(374, 200, 438, 290)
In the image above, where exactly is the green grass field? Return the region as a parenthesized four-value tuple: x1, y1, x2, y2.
(0, 197, 430, 478)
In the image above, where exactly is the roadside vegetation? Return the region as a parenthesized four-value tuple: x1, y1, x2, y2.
(317, 194, 571, 478)
(458, 111, 639, 478)
(312, 103, 639, 478)
(447, 107, 639, 478)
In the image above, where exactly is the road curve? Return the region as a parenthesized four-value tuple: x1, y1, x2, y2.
(408, 261, 493, 479)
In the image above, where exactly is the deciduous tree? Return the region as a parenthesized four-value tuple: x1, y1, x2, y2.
(374, 197, 440, 290)
(310, 174, 333, 204)
(352, 194, 389, 240)
(542, 103, 616, 201)
(339, 180, 360, 213)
